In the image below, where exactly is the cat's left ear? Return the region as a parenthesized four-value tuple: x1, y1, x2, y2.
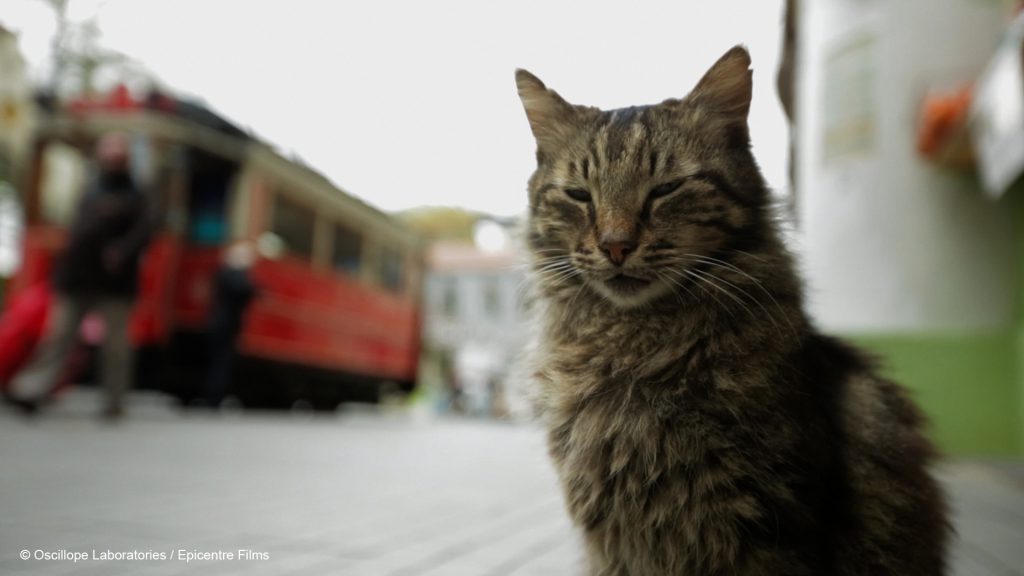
(516, 69, 577, 151)
(687, 45, 753, 124)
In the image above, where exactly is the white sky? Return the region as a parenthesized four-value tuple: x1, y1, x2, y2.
(4, 0, 788, 217)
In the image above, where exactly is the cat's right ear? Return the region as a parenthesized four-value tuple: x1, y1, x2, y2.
(515, 69, 576, 151)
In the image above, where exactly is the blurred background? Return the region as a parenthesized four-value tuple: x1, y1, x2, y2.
(0, 1, 1022, 575)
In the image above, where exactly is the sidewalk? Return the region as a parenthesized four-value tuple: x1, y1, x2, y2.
(0, 390, 1021, 575)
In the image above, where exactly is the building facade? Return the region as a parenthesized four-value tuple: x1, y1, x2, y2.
(793, 0, 1024, 455)
(421, 240, 530, 418)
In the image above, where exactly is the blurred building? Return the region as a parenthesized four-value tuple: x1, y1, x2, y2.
(0, 25, 35, 280)
(0, 26, 35, 163)
(791, 0, 1024, 455)
(421, 220, 530, 418)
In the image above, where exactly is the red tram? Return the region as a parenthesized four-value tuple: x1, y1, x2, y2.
(5, 88, 424, 408)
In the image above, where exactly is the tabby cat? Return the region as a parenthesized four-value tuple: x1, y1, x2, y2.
(516, 46, 949, 575)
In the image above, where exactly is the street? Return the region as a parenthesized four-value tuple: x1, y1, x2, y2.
(1, 390, 1021, 575)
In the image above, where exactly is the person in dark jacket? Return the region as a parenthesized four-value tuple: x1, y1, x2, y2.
(204, 241, 257, 408)
(8, 132, 154, 419)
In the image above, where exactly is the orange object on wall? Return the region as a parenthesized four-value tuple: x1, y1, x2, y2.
(917, 86, 974, 168)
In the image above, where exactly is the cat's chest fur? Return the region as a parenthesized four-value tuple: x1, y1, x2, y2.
(536, 331, 803, 574)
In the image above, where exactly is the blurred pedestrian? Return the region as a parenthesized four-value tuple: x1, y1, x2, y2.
(203, 241, 257, 408)
(6, 132, 154, 419)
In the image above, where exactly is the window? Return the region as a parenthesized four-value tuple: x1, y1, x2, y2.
(332, 223, 362, 275)
(442, 277, 458, 318)
(379, 247, 405, 293)
(38, 142, 87, 225)
(482, 276, 501, 318)
(271, 193, 315, 260)
(187, 164, 232, 245)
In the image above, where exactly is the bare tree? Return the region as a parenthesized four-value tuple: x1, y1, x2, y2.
(39, 0, 138, 97)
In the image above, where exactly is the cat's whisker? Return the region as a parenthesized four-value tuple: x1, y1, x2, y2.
(533, 271, 573, 290)
(532, 260, 575, 278)
(653, 267, 694, 300)
(653, 270, 690, 309)
(729, 248, 769, 263)
(556, 282, 590, 328)
(534, 263, 573, 276)
(662, 266, 717, 310)
(670, 267, 740, 323)
(531, 256, 572, 269)
(681, 261, 783, 333)
(501, 256, 542, 275)
(550, 268, 583, 287)
(684, 267, 759, 322)
(681, 253, 799, 338)
(540, 270, 575, 285)
(535, 260, 573, 274)
(651, 254, 790, 336)
(514, 276, 539, 302)
(536, 263, 583, 290)
(535, 253, 572, 263)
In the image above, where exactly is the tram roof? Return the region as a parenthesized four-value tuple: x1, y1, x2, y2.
(35, 92, 421, 249)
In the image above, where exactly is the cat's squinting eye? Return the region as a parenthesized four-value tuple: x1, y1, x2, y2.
(649, 180, 684, 201)
(564, 188, 592, 203)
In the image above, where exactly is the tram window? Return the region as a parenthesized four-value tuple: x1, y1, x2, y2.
(38, 142, 87, 225)
(186, 151, 237, 245)
(332, 224, 362, 275)
(379, 247, 405, 293)
(188, 171, 230, 244)
(271, 194, 315, 260)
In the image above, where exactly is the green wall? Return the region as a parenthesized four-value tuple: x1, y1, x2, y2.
(1015, 188, 1024, 455)
(1017, 326, 1024, 454)
(846, 188, 1024, 457)
(850, 332, 1019, 456)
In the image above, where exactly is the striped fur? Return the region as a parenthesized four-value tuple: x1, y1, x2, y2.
(516, 46, 949, 575)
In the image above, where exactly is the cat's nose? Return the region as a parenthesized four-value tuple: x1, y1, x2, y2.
(599, 238, 636, 266)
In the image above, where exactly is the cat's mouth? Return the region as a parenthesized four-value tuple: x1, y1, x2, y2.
(602, 274, 652, 295)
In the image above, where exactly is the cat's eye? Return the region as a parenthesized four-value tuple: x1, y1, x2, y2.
(564, 188, 592, 203)
(649, 180, 684, 200)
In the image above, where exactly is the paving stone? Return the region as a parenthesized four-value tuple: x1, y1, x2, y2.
(1, 390, 1022, 575)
